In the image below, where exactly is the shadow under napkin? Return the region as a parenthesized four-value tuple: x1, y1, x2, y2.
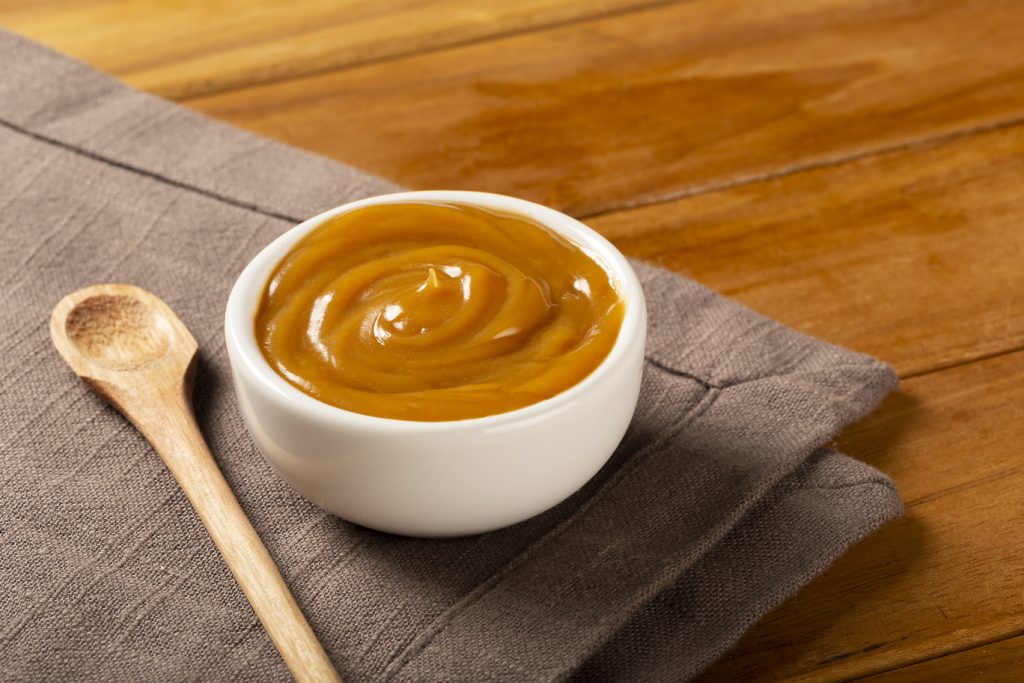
(0, 29, 900, 683)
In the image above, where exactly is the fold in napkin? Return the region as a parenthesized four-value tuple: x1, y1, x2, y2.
(0, 30, 901, 682)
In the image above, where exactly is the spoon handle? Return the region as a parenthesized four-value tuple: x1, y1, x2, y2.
(125, 386, 342, 683)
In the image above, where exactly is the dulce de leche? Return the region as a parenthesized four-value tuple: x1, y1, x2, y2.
(254, 202, 625, 421)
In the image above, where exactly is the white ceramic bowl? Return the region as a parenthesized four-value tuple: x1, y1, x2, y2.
(225, 191, 646, 537)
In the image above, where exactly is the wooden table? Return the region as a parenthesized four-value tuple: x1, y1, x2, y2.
(4, 1, 1021, 680)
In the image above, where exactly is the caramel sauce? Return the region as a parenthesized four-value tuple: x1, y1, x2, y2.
(255, 202, 624, 421)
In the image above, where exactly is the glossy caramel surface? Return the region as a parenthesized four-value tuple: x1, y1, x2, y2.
(255, 202, 624, 420)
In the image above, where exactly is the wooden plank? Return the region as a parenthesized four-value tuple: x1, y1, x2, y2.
(0, 0, 671, 99)
(694, 349, 1024, 681)
(860, 635, 1024, 682)
(6, 5, 1022, 681)
(588, 123, 1024, 377)
(188, 0, 1024, 216)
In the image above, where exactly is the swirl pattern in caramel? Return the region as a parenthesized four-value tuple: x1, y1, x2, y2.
(255, 202, 624, 421)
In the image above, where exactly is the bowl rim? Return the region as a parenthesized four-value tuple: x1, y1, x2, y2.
(224, 190, 647, 432)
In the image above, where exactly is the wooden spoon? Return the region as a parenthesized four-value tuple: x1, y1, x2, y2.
(50, 283, 342, 683)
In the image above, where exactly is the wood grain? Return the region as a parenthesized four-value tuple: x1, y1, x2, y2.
(9, 0, 1024, 679)
(188, 0, 1024, 216)
(0, 0, 672, 99)
(861, 635, 1024, 682)
(589, 123, 1024, 377)
(696, 349, 1024, 681)
(49, 284, 341, 683)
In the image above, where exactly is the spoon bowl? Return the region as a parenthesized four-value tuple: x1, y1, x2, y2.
(64, 293, 172, 370)
(51, 284, 195, 386)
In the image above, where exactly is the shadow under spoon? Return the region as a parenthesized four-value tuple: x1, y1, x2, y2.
(50, 283, 342, 683)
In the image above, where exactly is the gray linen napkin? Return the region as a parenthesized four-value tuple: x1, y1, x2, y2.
(0, 30, 901, 682)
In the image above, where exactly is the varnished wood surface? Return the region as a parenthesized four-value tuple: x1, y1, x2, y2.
(5, 1, 1023, 679)
(589, 123, 1024, 378)
(0, 0, 670, 99)
(863, 635, 1024, 683)
(186, 0, 1024, 217)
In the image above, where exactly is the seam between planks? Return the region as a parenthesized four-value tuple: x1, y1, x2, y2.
(575, 112, 1024, 221)
(779, 349, 1024, 683)
(170, 0, 696, 101)
(897, 346, 1024, 382)
(842, 626, 1024, 683)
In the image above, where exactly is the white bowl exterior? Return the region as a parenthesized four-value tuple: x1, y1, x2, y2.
(225, 191, 646, 536)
